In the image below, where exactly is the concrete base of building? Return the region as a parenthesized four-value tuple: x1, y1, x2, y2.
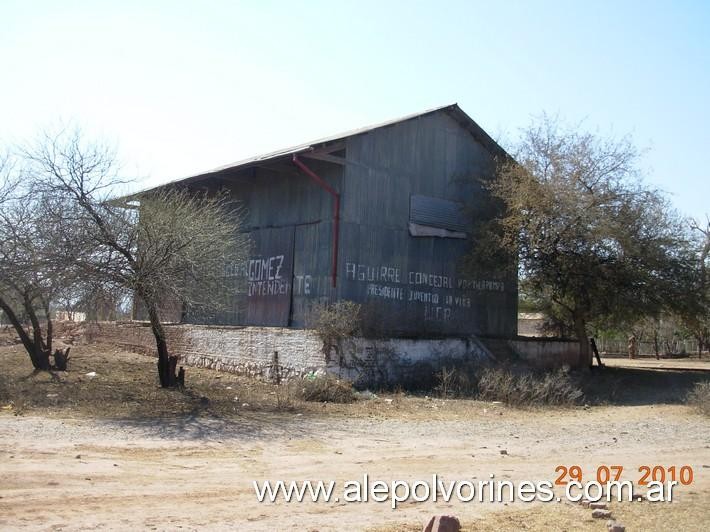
(84, 322, 585, 387)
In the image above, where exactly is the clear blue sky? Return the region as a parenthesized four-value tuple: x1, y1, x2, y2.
(1, 0, 708, 219)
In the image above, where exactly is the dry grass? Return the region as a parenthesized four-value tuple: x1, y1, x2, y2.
(0, 343, 507, 422)
(0, 343, 284, 419)
(2, 329, 708, 423)
(475, 367, 584, 406)
(435, 364, 584, 407)
(296, 373, 356, 403)
(687, 381, 710, 416)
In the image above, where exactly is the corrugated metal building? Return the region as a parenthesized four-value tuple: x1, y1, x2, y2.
(151, 104, 517, 338)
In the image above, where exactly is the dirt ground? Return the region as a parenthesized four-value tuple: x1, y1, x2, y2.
(602, 356, 710, 372)
(1, 342, 710, 531)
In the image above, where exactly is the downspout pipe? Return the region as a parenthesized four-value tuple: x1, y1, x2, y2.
(292, 154, 340, 287)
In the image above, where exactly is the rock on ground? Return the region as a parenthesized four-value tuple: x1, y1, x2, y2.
(423, 515, 461, 532)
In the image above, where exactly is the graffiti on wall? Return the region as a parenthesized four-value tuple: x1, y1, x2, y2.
(246, 227, 295, 326)
(345, 261, 506, 322)
(247, 255, 290, 296)
(293, 274, 313, 296)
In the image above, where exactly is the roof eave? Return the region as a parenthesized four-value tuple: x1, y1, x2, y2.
(131, 103, 511, 197)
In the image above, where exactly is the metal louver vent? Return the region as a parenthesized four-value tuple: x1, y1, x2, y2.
(410, 194, 468, 232)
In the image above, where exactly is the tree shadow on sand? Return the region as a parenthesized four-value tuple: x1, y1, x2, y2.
(101, 409, 329, 442)
(583, 366, 710, 406)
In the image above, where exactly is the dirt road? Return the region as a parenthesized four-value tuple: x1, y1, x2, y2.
(2, 403, 709, 531)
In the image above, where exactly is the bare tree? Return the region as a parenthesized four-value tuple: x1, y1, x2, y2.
(26, 128, 250, 387)
(467, 115, 695, 365)
(57, 281, 129, 322)
(0, 152, 76, 369)
(0, 151, 18, 205)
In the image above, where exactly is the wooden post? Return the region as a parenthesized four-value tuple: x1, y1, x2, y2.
(272, 351, 281, 385)
(589, 338, 604, 368)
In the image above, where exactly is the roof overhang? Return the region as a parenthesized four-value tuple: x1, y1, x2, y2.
(131, 103, 510, 196)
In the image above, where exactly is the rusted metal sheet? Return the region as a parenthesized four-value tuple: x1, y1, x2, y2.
(245, 226, 295, 326)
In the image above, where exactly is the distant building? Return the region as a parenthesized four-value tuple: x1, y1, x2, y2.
(54, 310, 87, 322)
(144, 104, 517, 338)
(517, 312, 551, 337)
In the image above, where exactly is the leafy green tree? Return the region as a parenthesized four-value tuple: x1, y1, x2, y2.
(679, 217, 710, 356)
(468, 116, 695, 365)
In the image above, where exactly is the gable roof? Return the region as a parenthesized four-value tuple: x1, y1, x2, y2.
(139, 103, 507, 193)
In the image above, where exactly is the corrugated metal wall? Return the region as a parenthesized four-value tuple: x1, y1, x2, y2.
(337, 111, 517, 337)
(184, 109, 517, 337)
(184, 160, 339, 327)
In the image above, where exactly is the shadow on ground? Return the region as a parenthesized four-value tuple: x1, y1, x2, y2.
(583, 366, 710, 406)
(101, 410, 324, 442)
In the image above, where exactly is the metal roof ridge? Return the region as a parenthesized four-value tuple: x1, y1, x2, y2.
(133, 103, 506, 195)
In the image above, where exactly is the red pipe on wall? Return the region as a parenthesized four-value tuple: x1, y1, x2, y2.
(292, 154, 340, 287)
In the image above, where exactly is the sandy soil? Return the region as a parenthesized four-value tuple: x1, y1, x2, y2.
(1, 339, 710, 530)
(2, 403, 710, 531)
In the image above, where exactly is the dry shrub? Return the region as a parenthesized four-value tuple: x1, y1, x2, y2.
(477, 367, 583, 406)
(432, 357, 479, 397)
(274, 383, 296, 410)
(297, 374, 356, 403)
(309, 300, 361, 362)
(434, 366, 457, 398)
(435, 364, 583, 407)
(687, 382, 710, 416)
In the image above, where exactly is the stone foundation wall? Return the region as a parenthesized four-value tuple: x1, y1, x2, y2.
(84, 322, 584, 386)
(85, 322, 325, 380)
(85, 322, 495, 386)
(331, 336, 494, 387)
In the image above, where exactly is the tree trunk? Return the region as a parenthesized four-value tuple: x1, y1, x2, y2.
(54, 347, 70, 371)
(145, 300, 177, 388)
(0, 296, 35, 357)
(24, 296, 52, 370)
(30, 345, 51, 371)
(573, 314, 591, 367)
(42, 293, 53, 356)
(46, 315, 53, 356)
(0, 296, 50, 370)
